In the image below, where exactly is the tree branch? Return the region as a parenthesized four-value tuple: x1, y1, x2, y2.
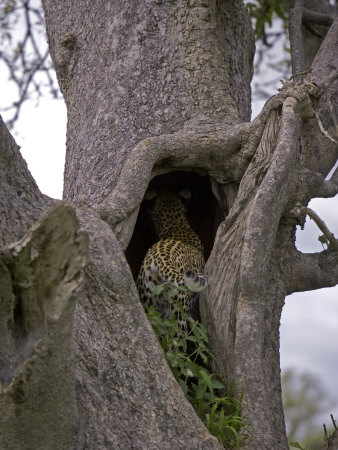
(322, 415, 338, 450)
(290, 204, 337, 249)
(310, 17, 338, 84)
(302, 8, 334, 28)
(287, 246, 338, 294)
(241, 92, 286, 160)
(303, 167, 338, 199)
(289, 0, 305, 75)
(324, 165, 338, 195)
(0, 0, 59, 126)
(241, 97, 301, 296)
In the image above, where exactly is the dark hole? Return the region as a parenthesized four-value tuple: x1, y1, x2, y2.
(8, 292, 27, 342)
(125, 171, 224, 280)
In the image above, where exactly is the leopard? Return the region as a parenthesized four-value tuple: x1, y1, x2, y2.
(136, 189, 207, 327)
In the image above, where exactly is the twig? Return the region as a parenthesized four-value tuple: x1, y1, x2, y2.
(288, 68, 312, 81)
(0, 0, 60, 125)
(303, 22, 321, 38)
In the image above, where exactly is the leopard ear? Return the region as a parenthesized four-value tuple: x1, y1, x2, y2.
(144, 190, 157, 201)
(178, 189, 191, 200)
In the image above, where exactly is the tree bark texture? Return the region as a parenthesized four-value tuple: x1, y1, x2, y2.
(0, 197, 88, 448)
(1, 0, 337, 449)
(0, 117, 51, 247)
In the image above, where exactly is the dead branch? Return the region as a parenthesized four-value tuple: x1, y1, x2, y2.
(290, 203, 337, 249)
(322, 415, 338, 450)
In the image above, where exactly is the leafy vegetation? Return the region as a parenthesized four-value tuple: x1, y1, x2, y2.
(246, 0, 286, 41)
(146, 282, 250, 448)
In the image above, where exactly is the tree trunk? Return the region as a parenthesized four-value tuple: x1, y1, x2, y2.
(1, 0, 337, 449)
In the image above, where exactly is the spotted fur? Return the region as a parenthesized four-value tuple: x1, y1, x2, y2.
(137, 190, 207, 326)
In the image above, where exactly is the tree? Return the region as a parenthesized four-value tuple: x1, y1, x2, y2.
(0, 0, 337, 449)
(0, 0, 60, 126)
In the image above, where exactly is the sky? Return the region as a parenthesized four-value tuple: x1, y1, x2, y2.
(1, 12, 337, 440)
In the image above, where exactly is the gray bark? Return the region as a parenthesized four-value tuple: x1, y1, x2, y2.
(1, 0, 337, 449)
(0, 201, 88, 449)
(0, 116, 51, 246)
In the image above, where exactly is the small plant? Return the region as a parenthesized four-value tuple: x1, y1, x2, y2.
(146, 282, 250, 448)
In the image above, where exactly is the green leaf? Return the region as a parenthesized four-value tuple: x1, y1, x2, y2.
(166, 286, 179, 299)
(176, 285, 188, 292)
(186, 335, 198, 343)
(186, 368, 194, 377)
(196, 382, 207, 400)
(212, 379, 225, 390)
(200, 370, 215, 396)
(151, 284, 165, 296)
(274, 3, 285, 19)
(199, 351, 209, 364)
(178, 378, 188, 395)
(318, 235, 328, 244)
(289, 442, 306, 450)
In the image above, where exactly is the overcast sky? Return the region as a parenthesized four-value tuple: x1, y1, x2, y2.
(1, 14, 337, 437)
